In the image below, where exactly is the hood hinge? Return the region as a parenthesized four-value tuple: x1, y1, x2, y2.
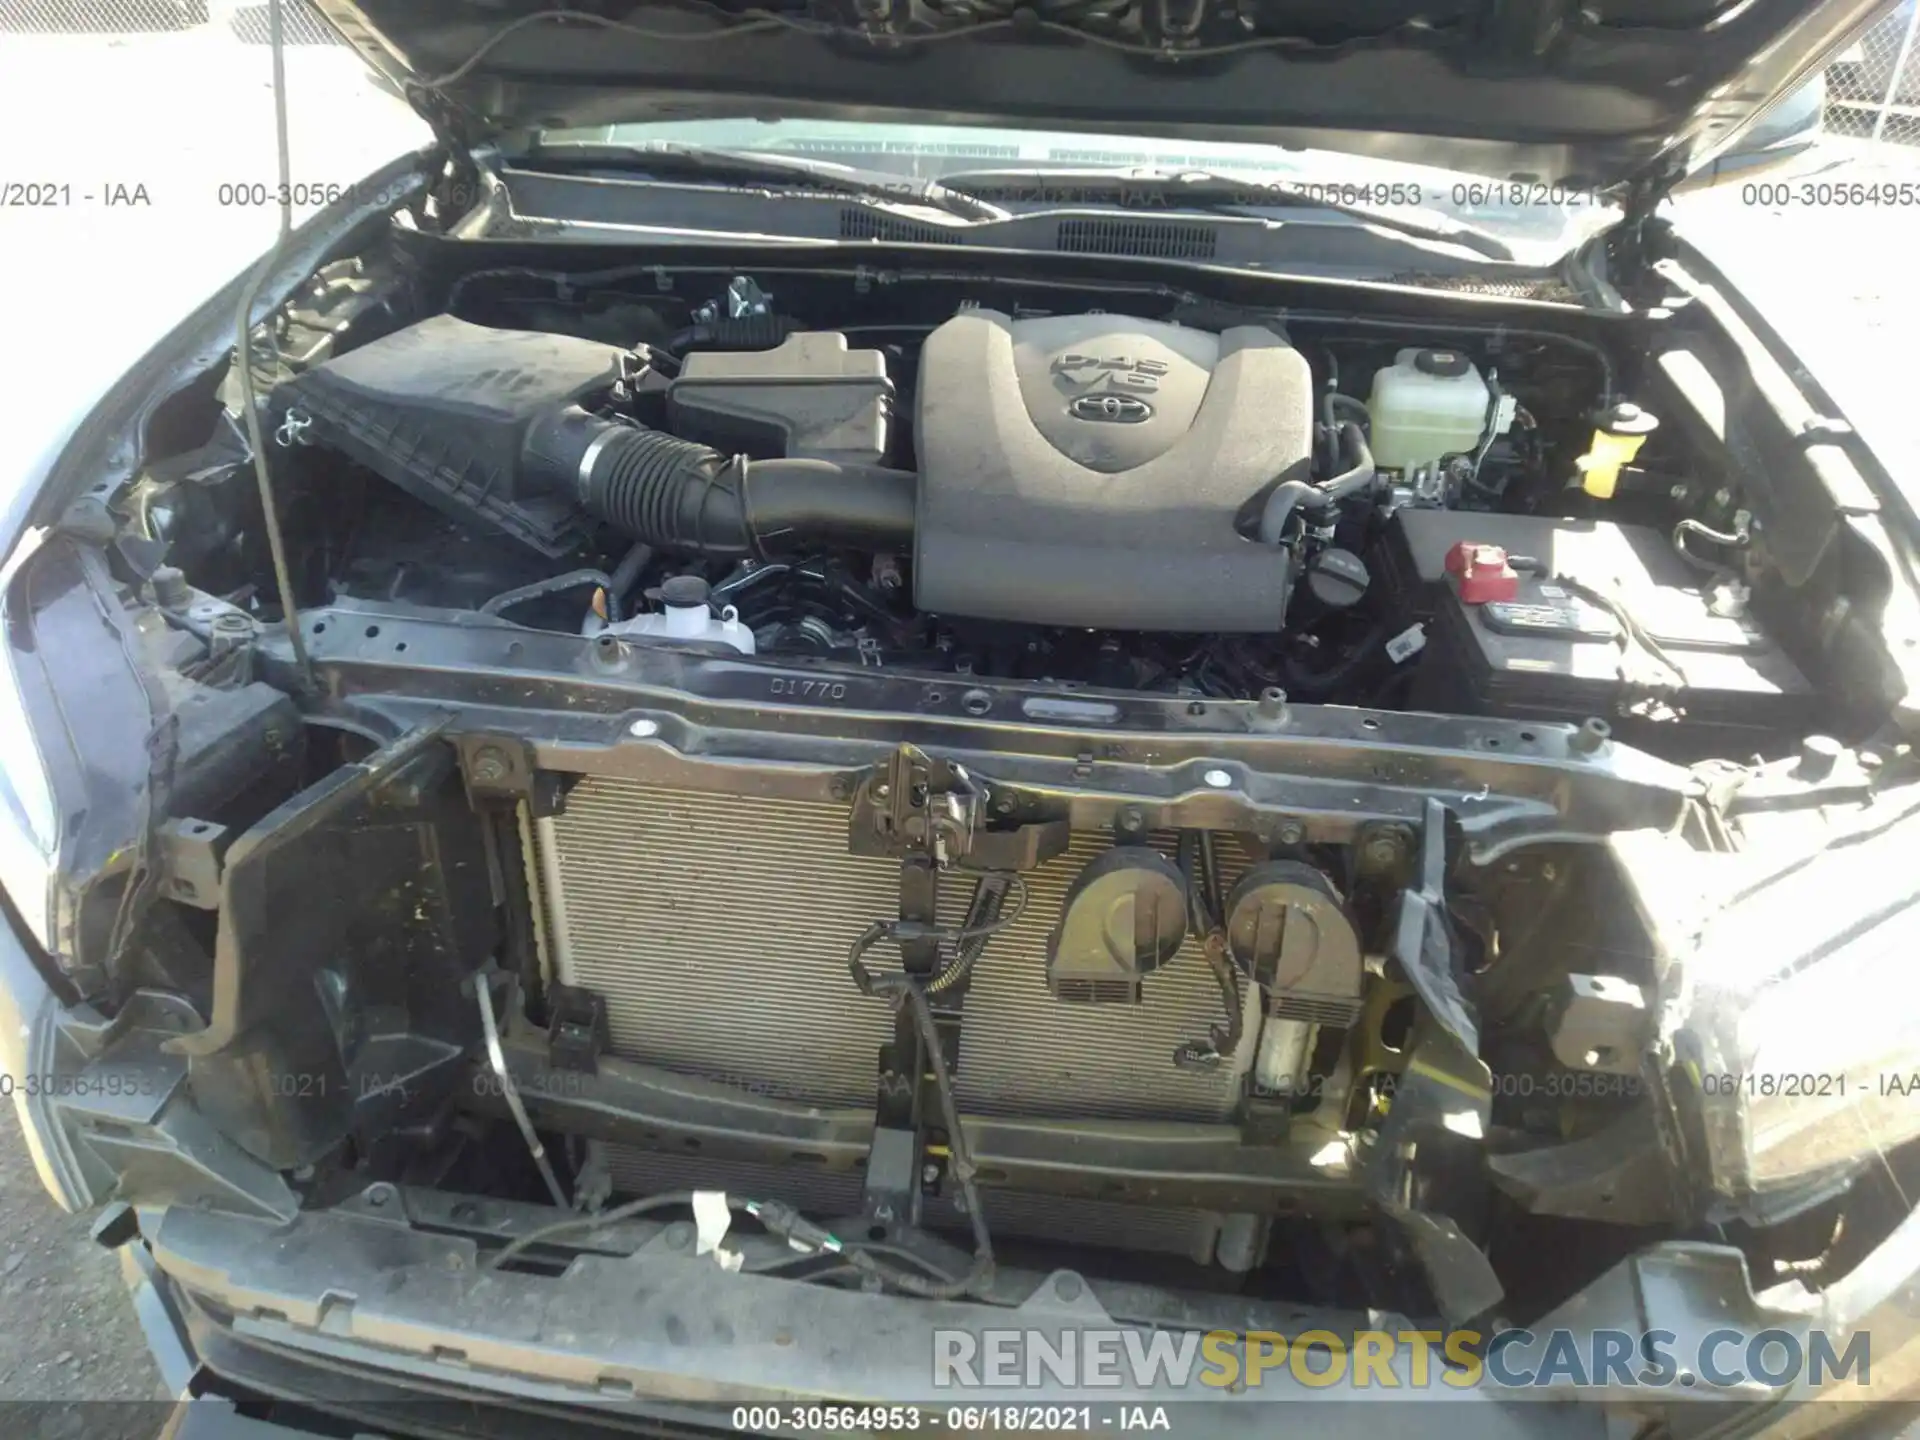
(404, 84, 487, 224)
(1610, 167, 1682, 279)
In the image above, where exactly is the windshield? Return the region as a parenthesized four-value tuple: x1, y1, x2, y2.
(541, 118, 1623, 261)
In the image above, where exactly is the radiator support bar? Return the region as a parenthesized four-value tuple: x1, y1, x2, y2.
(262, 600, 1705, 867)
(463, 1029, 1367, 1216)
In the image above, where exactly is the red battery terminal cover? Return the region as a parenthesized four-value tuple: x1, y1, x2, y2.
(1444, 541, 1520, 604)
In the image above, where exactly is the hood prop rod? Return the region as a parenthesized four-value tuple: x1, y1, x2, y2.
(230, 0, 313, 689)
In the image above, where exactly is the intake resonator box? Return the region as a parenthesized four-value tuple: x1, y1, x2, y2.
(911, 310, 1313, 631)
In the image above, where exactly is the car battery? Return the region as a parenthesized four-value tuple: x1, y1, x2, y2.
(1381, 508, 1815, 754)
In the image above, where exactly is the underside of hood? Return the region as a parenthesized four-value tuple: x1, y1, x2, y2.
(316, 0, 1884, 195)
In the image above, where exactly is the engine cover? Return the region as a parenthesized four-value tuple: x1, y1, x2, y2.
(912, 310, 1313, 631)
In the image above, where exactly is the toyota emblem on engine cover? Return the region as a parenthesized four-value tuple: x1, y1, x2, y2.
(1070, 393, 1154, 424)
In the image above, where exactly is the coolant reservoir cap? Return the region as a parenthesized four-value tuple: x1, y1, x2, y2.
(1414, 349, 1472, 378)
(659, 574, 712, 609)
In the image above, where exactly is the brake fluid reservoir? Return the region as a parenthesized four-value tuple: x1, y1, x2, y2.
(1366, 347, 1491, 471)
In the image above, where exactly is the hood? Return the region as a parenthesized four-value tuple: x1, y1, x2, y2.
(315, 0, 1886, 195)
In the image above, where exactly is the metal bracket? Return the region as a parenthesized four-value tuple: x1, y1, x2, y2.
(546, 984, 609, 1072)
(849, 746, 1042, 1225)
(1389, 797, 1478, 1054)
(155, 817, 230, 910)
(848, 744, 1068, 871)
(457, 735, 568, 816)
(862, 1125, 921, 1225)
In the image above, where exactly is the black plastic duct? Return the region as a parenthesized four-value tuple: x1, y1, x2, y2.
(272, 317, 914, 562)
(523, 405, 915, 561)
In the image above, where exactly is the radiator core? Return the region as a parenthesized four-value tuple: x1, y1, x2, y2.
(532, 779, 1255, 1121)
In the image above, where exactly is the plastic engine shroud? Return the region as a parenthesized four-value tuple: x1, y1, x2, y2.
(911, 310, 1315, 632)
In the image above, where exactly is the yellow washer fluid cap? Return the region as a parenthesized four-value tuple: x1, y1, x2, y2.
(1577, 402, 1659, 499)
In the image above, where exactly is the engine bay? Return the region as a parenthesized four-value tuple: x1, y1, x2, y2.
(188, 263, 1820, 767)
(34, 232, 1920, 1347)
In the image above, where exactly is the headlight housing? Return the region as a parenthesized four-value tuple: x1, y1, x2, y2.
(0, 529, 62, 956)
(1663, 803, 1920, 1215)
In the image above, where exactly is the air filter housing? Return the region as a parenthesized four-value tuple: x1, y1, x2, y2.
(273, 315, 624, 558)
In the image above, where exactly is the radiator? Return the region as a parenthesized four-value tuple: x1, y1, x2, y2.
(530, 779, 1256, 1122)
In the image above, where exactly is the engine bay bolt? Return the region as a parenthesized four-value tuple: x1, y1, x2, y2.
(1796, 734, 1844, 780)
(1568, 717, 1612, 755)
(1276, 820, 1306, 846)
(1361, 832, 1404, 870)
(1256, 687, 1288, 721)
(1203, 768, 1233, 789)
(1055, 1273, 1084, 1302)
(921, 1164, 942, 1186)
(149, 565, 189, 607)
(1118, 808, 1145, 833)
(628, 718, 660, 739)
(469, 748, 510, 784)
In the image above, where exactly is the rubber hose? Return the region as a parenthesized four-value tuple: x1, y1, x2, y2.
(1322, 391, 1371, 434)
(1319, 421, 1376, 502)
(479, 568, 617, 617)
(1257, 423, 1377, 543)
(606, 541, 654, 619)
(738, 457, 918, 553)
(525, 406, 914, 559)
(1280, 615, 1394, 700)
(1257, 481, 1331, 545)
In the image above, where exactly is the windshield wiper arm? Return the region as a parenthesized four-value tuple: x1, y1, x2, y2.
(936, 166, 1516, 261)
(516, 141, 1007, 223)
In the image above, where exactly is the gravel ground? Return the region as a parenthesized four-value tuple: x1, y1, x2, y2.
(0, 1103, 173, 1431)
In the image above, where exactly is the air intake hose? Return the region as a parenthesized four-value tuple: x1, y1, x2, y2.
(523, 405, 915, 560)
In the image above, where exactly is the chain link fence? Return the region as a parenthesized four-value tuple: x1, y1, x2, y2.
(0, 0, 339, 43)
(1825, 1, 1920, 146)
